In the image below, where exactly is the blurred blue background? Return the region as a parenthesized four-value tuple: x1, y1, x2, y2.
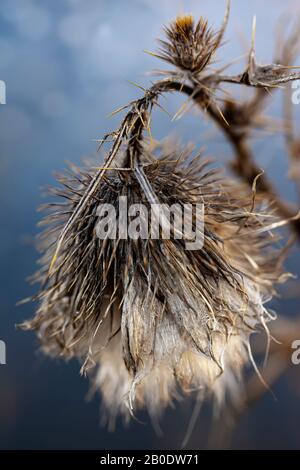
(0, 0, 300, 450)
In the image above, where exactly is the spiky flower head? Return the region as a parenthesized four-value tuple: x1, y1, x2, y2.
(22, 141, 286, 426)
(158, 15, 220, 73)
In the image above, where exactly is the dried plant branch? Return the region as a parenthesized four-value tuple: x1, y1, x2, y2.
(214, 318, 300, 439)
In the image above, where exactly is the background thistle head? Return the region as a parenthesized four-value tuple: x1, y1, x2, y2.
(158, 14, 220, 73)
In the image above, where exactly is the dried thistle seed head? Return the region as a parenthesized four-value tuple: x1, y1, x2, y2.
(21, 141, 288, 426)
(158, 15, 220, 73)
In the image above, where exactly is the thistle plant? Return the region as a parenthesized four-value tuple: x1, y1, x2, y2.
(22, 1, 300, 433)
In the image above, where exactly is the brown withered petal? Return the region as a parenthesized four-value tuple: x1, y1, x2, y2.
(21, 141, 287, 426)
